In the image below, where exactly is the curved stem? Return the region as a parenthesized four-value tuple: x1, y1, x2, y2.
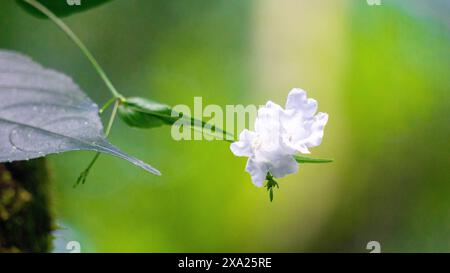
(23, 0, 125, 101)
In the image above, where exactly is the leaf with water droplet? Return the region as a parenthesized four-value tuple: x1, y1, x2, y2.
(0, 50, 160, 176)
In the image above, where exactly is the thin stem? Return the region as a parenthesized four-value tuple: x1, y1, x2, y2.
(99, 97, 117, 114)
(23, 0, 125, 101)
(146, 109, 234, 141)
(188, 125, 235, 143)
(105, 99, 120, 136)
(75, 99, 120, 186)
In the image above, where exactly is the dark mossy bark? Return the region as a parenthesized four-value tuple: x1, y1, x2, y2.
(0, 159, 53, 252)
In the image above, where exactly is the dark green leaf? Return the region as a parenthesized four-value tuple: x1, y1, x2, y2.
(119, 97, 234, 139)
(294, 155, 333, 164)
(0, 50, 160, 176)
(118, 97, 175, 129)
(17, 0, 113, 18)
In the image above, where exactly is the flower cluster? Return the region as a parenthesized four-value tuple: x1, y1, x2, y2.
(230, 88, 328, 187)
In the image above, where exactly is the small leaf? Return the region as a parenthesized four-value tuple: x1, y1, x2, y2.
(17, 0, 113, 18)
(0, 50, 160, 176)
(119, 97, 233, 139)
(118, 97, 175, 129)
(294, 155, 333, 164)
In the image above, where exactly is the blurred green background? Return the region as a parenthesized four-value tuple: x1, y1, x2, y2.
(0, 0, 448, 252)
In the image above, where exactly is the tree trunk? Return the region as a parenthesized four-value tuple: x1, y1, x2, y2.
(0, 159, 53, 252)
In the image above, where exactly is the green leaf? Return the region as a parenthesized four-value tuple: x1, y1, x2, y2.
(119, 97, 234, 139)
(118, 97, 175, 129)
(17, 0, 113, 18)
(294, 155, 333, 164)
(0, 50, 160, 176)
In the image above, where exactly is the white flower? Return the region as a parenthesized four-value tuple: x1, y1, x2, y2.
(230, 88, 328, 187)
(231, 101, 298, 187)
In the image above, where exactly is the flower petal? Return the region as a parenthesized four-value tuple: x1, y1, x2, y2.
(281, 134, 311, 154)
(304, 112, 328, 148)
(255, 101, 283, 146)
(255, 101, 282, 131)
(285, 88, 318, 119)
(269, 156, 299, 179)
(245, 158, 269, 187)
(230, 129, 256, 157)
(280, 110, 312, 154)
